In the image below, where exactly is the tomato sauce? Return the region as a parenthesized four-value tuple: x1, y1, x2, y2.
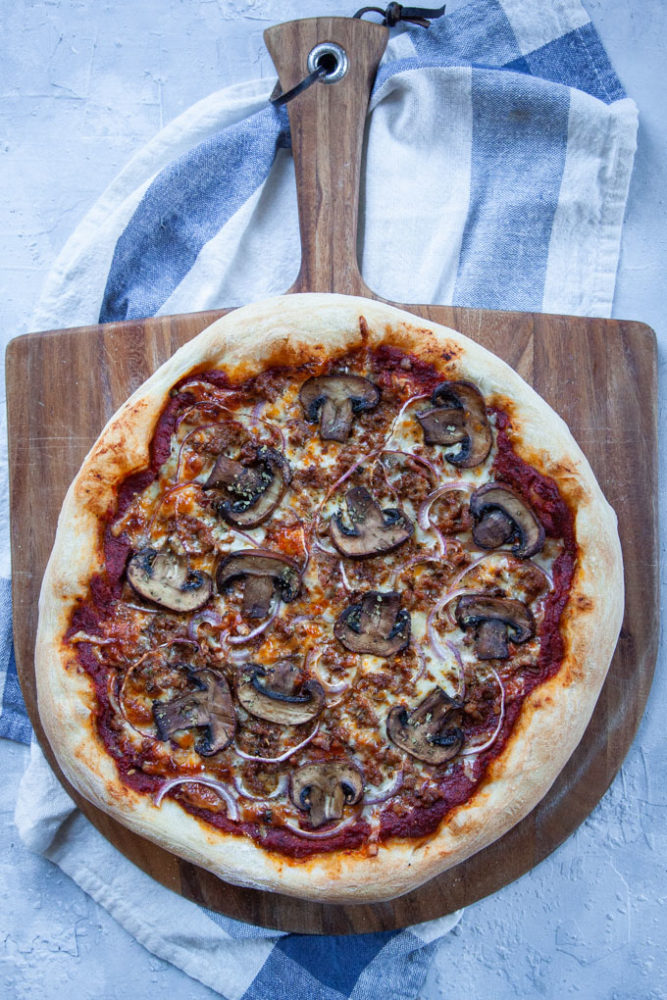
(68, 360, 579, 859)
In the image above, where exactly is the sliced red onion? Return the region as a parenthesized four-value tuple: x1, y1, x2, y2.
(379, 448, 438, 483)
(227, 602, 279, 645)
(386, 392, 431, 441)
(178, 380, 238, 398)
(280, 813, 359, 839)
(154, 776, 239, 819)
(411, 640, 428, 683)
(417, 480, 475, 531)
(187, 609, 224, 641)
(429, 523, 447, 558)
(312, 447, 382, 534)
(444, 639, 465, 700)
(289, 615, 313, 627)
(111, 673, 162, 744)
(459, 668, 505, 757)
(313, 537, 339, 557)
(233, 774, 288, 801)
(227, 647, 254, 665)
(321, 678, 351, 698)
(374, 457, 399, 500)
(147, 482, 202, 536)
(250, 400, 266, 426)
(305, 648, 354, 695)
(69, 632, 118, 645)
(292, 524, 310, 574)
(427, 603, 467, 668)
(106, 673, 122, 716)
(174, 423, 220, 481)
(124, 602, 161, 615)
(427, 609, 451, 661)
(339, 561, 353, 593)
(450, 551, 553, 592)
(530, 560, 554, 590)
(233, 722, 319, 763)
(364, 769, 404, 805)
(252, 417, 286, 451)
(217, 631, 253, 663)
(325, 454, 369, 496)
(228, 525, 261, 547)
(175, 399, 233, 431)
(437, 587, 481, 626)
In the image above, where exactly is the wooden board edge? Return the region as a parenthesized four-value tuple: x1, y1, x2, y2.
(5, 308, 661, 934)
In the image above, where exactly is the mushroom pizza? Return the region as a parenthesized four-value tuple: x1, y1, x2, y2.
(35, 295, 623, 902)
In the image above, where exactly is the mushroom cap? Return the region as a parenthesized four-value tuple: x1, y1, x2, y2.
(299, 375, 380, 442)
(470, 482, 545, 558)
(417, 380, 492, 468)
(204, 446, 291, 528)
(415, 406, 466, 446)
(455, 594, 535, 660)
(236, 663, 325, 725)
(289, 761, 364, 828)
(387, 688, 464, 764)
(216, 549, 301, 618)
(152, 667, 236, 756)
(126, 548, 212, 612)
(329, 486, 413, 559)
(334, 591, 410, 657)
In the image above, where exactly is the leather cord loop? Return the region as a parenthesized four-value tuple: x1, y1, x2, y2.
(353, 3, 446, 28)
(270, 64, 329, 107)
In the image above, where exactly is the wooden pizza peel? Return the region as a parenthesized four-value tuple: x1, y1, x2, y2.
(6, 16, 658, 934)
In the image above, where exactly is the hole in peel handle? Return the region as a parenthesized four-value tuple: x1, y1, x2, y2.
(307, 43, 349, 84)
(264, 17, 388, 296)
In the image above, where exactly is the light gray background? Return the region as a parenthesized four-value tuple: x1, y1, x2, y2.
(1, 1, 665, 998)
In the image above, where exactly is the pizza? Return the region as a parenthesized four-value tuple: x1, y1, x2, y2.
(35, 294, 624, 903)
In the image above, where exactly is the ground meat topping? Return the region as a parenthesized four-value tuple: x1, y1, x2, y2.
(66, 342, 576, 858)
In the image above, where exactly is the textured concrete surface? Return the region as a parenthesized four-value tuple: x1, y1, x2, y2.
(1, 1, 665, 998)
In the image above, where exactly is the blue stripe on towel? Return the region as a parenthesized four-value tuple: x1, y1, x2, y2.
(99, 106, 287, 323)
(412, 0, 520, 67)
(246, 927, 432, 1000)
(275, 930, 398, 995)
(249, 944, 349, 1000)
(0, 579, 31, 744)
(453, 68, 570, 311)
(518, 24, 627, 103)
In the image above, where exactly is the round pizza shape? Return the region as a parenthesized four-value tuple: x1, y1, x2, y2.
(35, 294, 624, 903)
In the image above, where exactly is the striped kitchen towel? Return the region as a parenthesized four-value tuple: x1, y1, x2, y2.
(3, 1, 637, 998)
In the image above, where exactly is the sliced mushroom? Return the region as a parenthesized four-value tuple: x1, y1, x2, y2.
(387, 688, 464, 764)
(289, 761, 364, 828)
(334, 591, 410, 657)
(127, 548, 212, 612)
(455, 595, 535, 660)
(470, 482, 545, 558)
(216, 549, 301, 619)
(416, 407, 466, 447)
(204, 446, 291, 528)
(329, 486, 413, 558)
(299, 375, 380, 442)
(417, 381, 492, 468)
(237, 663, 325, 725)
(152, 668, 236, 755)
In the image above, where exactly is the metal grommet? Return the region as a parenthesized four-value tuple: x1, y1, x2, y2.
(307, 43, 349, 85)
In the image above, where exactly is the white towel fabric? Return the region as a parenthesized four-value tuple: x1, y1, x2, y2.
(5, 1, 638, 997)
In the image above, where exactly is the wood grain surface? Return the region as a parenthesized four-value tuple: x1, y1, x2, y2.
(5, 16, 660, 934)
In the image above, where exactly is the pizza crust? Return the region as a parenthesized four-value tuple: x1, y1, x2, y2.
(35, 294, 624, 902)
